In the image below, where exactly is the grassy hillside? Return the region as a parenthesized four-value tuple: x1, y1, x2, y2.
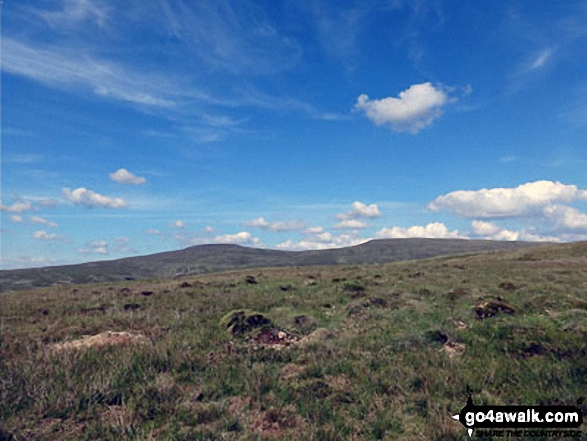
(0, 238, 545, 292)
(1, 241, 586, 440)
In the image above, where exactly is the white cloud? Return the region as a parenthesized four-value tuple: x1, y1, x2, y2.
(109, 168, 147, 185)
(11, 215, 23, 223)
(428, 181, 587, 218)
(471, 220, 500, 236)
(375, 222, 466, 239)
(204, 226, 214, 233)
(4, 153, 44, 164)
(354, 83, 450, 133)
(471, 221, 520, 241)
(214, 231, 260, 245)
(89, 240, 107, 248)
(170, 220, 186, 228)
(0, 256, 62, 269)
(0, 201, 36, 213)
(334, 219, 368, 229)
(244, 217, 271, 228)
(243, 217, 306, 232)
(146, 229, 161, 235)
(470, 221, 561, 243)
(38, 199, 58, 207)
(543, 205, 587, 231)
(275, 232, 370, 250)
(529, 48, 554, 70)
(37, 0, 110, 28)
(30, 216, 58, 228)
(81, 240, 110, 254)
(3, 38, 178, 109)
(335, 201, 382, 220)
(62, 187, 128, 208)
(304, 226, 324, 234)
(32, 230, 65, 241)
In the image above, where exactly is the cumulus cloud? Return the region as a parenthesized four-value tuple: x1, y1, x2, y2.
(32, 230, 65, 241)
(304, 226, 324, 234)
(110, 168, 147, 185)
(214, 231, 260, 245)
(1, 201, 36, 213)
(334, 219, 368, 229)
(543, 205, 587, 231)
(375, 222, 466, 239)
(243, 217, 306, 232)
(471, 221, 520, 241)
(11, 215, 23, 223)
(471, 220, 500, 236)
(204, 226, 214, 233)
(62, 187, 128, 208)
(30, 216, 58, 228)
(335, 201, 382, 220)
(354, 83, 450, 133)
(146, 229, 161, 235)
(470, 220, 562, 242)
(428, 181, 587, 219)
(275, 233, 370, 251)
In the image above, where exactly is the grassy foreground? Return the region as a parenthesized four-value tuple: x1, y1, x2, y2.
(1, 242, 586, 440)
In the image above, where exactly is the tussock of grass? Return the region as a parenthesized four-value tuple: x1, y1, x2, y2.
(1, 241, 586, 439)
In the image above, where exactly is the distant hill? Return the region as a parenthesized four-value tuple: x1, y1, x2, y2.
(0, 238, 549, 292)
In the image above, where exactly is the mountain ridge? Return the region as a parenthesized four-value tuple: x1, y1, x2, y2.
(0, 238, 549, 292)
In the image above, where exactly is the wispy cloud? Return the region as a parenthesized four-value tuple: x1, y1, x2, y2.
(30, 216, 59, 228)
(0, 201, 37, 213)
(529, 48, 555, 70)
(36, 0, 111, 29)
(157, 0, 302, 76)
(3, 38, 182, 109)
(3, 153, 44, 164)
(2, 36, 339, 124)
(32, 230, 66, 241)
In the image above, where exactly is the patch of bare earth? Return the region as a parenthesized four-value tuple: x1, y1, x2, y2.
(48, 331, 150, 352)
(442, 341, 466, 358)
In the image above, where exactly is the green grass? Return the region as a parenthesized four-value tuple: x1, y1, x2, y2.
(1, 242, 586, 439)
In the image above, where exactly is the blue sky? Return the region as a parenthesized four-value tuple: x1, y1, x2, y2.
(2, 0, 587, 269)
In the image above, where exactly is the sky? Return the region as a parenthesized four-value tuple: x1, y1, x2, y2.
(2, 0, 587, 269)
